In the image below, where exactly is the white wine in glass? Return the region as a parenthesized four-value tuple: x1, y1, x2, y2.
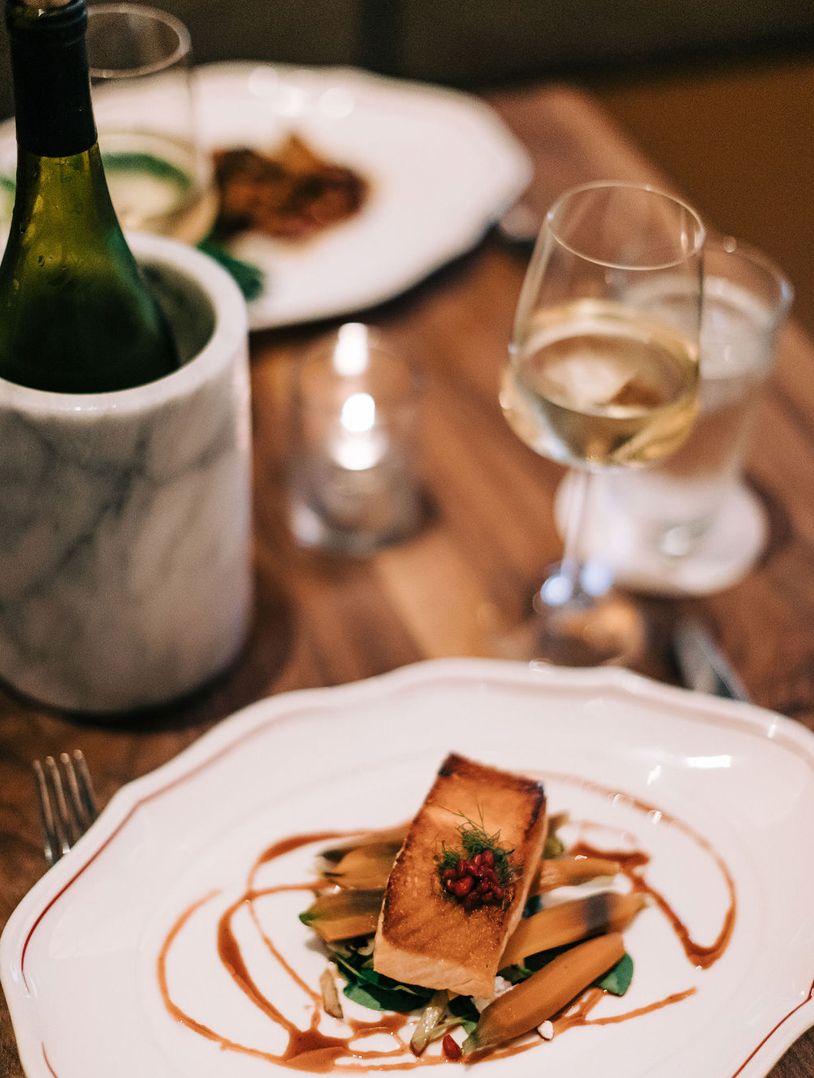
(501, 182, 705, 666)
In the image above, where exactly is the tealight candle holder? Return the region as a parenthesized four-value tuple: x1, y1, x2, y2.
(289, 323, 423, 555)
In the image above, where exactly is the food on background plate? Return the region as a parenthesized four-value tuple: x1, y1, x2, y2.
(212, 134, 369, 242)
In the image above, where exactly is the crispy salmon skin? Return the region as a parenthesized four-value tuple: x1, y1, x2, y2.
(373, 754, 547, 998)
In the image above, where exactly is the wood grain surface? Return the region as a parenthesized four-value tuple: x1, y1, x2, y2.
(1, 83, 812, 1077)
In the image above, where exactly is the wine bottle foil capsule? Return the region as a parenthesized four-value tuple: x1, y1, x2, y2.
(0, 234, 253, 714)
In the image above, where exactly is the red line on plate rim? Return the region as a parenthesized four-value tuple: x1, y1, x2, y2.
(41, 1043, 57, 1076)
(730, 979, 814, 1077)
(12, 668, 814, 1075)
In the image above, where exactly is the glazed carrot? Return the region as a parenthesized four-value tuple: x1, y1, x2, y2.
(463, 933, 625, 1055)
(500, 891, 645, 968)
(535, 855, 621, 892)
(319, 826, 407, 865)
(324, 841, 400, 890)
(299, 889, 383, 941)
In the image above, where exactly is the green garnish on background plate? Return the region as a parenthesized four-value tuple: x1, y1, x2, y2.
(197, 236, 265, 302)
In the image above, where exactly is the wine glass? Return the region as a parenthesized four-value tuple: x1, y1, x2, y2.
(500, 181, 705, 665)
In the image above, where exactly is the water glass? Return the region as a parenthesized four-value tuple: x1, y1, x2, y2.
(603, 238, 793, 564)
(86, 3, 217, 243)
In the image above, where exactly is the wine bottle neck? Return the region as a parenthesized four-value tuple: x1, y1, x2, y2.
(6, 0, 97, 158)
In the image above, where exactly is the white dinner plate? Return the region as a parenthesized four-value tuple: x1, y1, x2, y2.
(0, 64, 532, 331)
(2, 658, 813, 1077)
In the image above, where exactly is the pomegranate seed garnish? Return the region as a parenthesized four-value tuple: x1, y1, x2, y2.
(450, 876, 474, 896)
(437, 823, 513, 911)
(442, 1034, 462, 1060)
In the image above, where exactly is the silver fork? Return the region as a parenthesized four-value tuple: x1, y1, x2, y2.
(33, 750, 99, 866)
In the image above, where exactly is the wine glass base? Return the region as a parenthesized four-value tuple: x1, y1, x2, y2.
(491, 563, 647, 668)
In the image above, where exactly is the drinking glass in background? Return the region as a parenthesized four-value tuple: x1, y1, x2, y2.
(500, 181, 705, 666)
(86, 3, 217, 243)
(289, 323, 424, 556)
(567, 237, 793, 595)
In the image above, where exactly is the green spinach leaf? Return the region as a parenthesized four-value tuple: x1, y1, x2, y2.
(595, 952, 634, 996)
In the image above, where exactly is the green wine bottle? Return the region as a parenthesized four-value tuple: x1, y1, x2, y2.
(0, 0, 180, 392)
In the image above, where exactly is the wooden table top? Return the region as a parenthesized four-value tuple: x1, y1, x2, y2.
(1, 82, 812, 1077)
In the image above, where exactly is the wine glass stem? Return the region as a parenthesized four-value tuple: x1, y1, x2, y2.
(560, 468, 591, 598)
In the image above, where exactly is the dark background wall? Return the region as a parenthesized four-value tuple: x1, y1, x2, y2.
(2, 0, 814, 115)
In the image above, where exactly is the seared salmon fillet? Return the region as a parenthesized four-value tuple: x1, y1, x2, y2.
(373, 753, 547, 998)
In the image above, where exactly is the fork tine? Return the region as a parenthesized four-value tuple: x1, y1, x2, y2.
(44, 755, 77, 852)
(70, 749, 98, 826)
(60, 752, 88, 834)
(60, 750, 98, 833)
(33, 759, 60, 867)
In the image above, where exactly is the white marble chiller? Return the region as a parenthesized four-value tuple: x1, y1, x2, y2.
(0, 234, 253, 714)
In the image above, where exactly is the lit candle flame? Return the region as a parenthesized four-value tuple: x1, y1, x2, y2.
(334, 391, 386, 470)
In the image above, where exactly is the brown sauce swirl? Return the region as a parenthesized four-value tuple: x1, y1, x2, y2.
(157, 775, 737, 1071)
(570, 839, 735, 970)
(551, 984, 697, 1037)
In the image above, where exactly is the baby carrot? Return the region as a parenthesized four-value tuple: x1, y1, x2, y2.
(464, 932, 625, 1055)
